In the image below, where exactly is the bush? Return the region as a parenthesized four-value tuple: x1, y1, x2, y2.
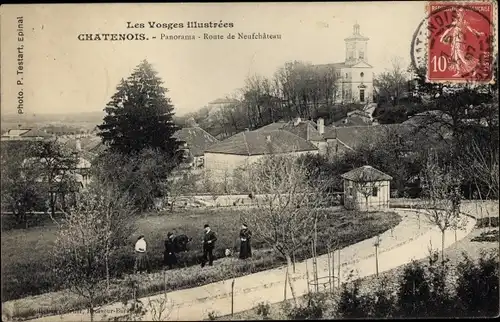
(455, 251, 499, 317)
(287, 292, 329, 320)
(337, 275, 371, 319)
(365, 276, 397, 318)
(475, 217, 499, 228)
(396, 260, 431, 317)
(255, 301, 271, 320)
(471, 230, 499, 243)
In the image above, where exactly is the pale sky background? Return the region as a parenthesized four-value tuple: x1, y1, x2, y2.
(1, 2, 428, 117)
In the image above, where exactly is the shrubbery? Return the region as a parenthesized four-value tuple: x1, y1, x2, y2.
(286, 251, 499, 319)
(332, 251, 499, 318)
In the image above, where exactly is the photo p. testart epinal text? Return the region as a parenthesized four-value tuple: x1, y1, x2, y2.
(16, 16, 25, 115)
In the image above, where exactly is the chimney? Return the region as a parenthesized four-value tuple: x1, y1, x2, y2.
(76, 138, 82, 152)
(293, 117, 302, 126)
(317, 118, 325, 135)
(266, 135, 271, 143)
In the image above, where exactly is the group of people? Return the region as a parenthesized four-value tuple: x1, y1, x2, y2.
(134, 223, 253, 273)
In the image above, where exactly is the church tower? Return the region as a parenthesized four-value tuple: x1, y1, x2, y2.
(344, 23, 369, 66)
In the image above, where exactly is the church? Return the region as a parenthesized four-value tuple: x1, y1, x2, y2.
(314, 23, 374, 104)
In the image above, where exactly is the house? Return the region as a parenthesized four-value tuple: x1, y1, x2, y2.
(173, 126, 219, 168)
(1, 128, 53, 141)
(204, 129, 319, 181)
(254, 118, 402, 156)
(255, 117, 327, 154)
(341, 165, 392, 211)
(207, 97, 241, 118)
(334, 109, 373, 127)
(312, 23, 374, 104)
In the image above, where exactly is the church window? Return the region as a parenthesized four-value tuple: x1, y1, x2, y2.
(360, 72, 364, 77)
(359, 51, 364, 59)
(345, 73, 348, 78)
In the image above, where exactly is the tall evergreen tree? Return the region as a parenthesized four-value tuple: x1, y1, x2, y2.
(98, 60, 182, 159)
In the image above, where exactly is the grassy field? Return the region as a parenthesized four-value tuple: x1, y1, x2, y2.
(1, 208, 400, 320)
(216, 225, 499, 320)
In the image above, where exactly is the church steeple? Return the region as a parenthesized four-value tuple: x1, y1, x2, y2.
(344, 22, 369, 66)
(353, 22, 360, 35)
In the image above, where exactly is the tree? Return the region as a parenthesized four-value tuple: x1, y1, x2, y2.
(239, 153, 333, 301)
(83, 182, 137, 292)
(24, 140, 78, 217)
(374, 57, 410, 106)
(0, 142, 47, 226)
(52, 199, 109, 322)
(92, 148, 175, 210)
(97, 60, 182, 161)
(166, 171, 197, 211)
(419, 153, 464, 262)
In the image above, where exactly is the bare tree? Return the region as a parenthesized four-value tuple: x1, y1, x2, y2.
(420, 153, 463, 262)
(52, 182, 137, 321)
(351, 177, 379, 213)
(147, 294, 174, 321)
(374, 56, 409, 105)
(52, 198, 109, 322)
(465, 139, 499, 200)
(166, 171, 197, 211)
(86, 182, 137, 292)
(238, 153, 332, 302)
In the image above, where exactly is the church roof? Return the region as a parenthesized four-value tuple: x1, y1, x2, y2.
(344, 34, 370, 41)
(313, 62, 347, 70)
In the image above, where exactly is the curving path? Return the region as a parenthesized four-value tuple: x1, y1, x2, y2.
(25, 207, 476, 321)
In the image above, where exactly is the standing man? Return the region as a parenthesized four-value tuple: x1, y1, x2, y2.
(201, 224, 217, 267)
(134, 235, 149, 274)
(164, 232, 178, 270)
(239, 223, 252, 260)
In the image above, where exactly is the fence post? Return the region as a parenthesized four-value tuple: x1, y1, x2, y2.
(374, 235, 380, 277)
(337, 249, 341, 288)
(231, 279, 235, 317)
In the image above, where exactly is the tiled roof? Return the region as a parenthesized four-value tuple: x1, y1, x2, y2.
(173, 127, 219, 157)
(205, 129, 318, 156)
(281, 122, 323, 141)
(341, 165, 393, 182)
(313, 62, 347, 70)
(60, 136, 102, 152)
(334, 116, 372, 127)
(255, 121, 287, 132)
(336, 124, 404, 149)
(322, 124, 405, 144)
(3, 129, 30, 137)
(21, 128, 52, 138)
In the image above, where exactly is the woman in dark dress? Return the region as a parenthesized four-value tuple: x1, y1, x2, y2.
(164, 232, 178, 269)
(239, 223, 252, 259)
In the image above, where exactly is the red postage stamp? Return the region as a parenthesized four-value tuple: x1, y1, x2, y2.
(426, 1, 496, 83)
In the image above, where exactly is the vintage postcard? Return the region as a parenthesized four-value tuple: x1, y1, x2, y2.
(1, 2, 499, 322)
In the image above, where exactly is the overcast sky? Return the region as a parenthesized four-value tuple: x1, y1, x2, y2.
(1, 2, 427, 117)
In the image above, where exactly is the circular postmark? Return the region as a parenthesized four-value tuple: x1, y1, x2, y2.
(411, 3, 496, 83)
